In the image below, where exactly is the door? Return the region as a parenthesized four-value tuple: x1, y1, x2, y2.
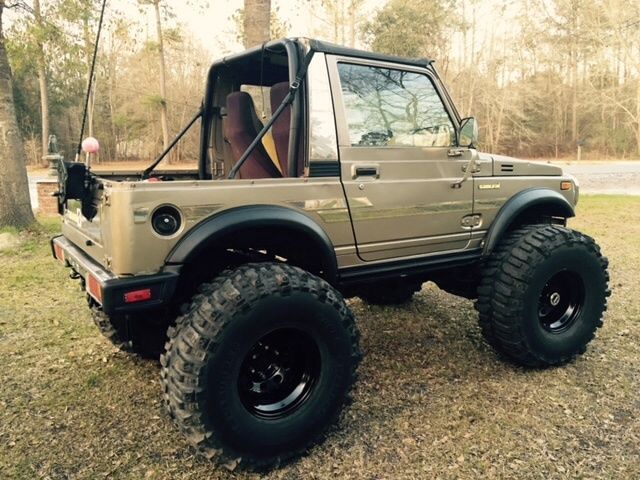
(327, 56, 476, 262)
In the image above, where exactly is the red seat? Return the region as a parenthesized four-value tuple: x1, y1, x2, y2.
(225, 91, 281, 179)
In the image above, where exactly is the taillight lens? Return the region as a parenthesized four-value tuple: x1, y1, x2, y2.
(53, 243, 65, 263)
(123, 288, 152, 304)
(87, 274, 102, 303)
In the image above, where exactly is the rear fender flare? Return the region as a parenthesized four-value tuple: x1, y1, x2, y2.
(165, 205, 338, 284)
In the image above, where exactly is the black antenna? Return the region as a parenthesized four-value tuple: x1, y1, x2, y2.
(75, 0, 108, 160)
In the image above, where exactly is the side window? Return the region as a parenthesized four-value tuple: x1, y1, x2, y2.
(308, 54, 339, 162)
(337, 63, 455, 148)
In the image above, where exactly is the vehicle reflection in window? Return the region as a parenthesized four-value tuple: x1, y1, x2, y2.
(337, 63, 455, 148)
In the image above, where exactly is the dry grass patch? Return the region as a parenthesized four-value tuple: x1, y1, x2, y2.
(1, 196, 639, 479)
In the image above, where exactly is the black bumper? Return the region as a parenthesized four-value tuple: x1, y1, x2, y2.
(51, 235, 179, 315)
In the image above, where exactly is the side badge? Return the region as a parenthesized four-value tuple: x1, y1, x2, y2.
(478, 183, 501, 190)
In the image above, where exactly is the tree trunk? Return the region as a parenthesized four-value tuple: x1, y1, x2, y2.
(153, 0, 170, 153)
(33, 0, 49, 165)
(569, 4, 578, 145)
(243, 0, 271, 48)
(0, 1, 35, 227)
(571, 49, 578, 144)
(636, 73, 640, 156)
(348, 0, 356, 47)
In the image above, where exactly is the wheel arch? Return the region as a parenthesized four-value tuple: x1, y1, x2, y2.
(482, 188, 575, 256)
(166, 205, 338, 284)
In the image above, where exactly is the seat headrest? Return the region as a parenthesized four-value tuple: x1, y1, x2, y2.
(270, 82, 290, 113)
(226, 91, 261, 134)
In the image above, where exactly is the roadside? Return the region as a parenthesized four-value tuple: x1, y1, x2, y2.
(551, 162, 640, 196)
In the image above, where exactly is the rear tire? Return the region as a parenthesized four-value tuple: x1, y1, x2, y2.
(358, 279, 422, 305)
(90, 306, 170, 359)
(161, 263, 361, 469)
(475, 225, 610, 367)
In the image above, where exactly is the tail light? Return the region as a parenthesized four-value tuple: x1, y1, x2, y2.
(87, 274, 103, 303)
(53, 243, 65, 263)
(123, 288, 152, 304)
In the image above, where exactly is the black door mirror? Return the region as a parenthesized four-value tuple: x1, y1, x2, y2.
(458, 117, 478, 147)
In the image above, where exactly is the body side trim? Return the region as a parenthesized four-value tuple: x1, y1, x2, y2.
(338, 249, 482, 286)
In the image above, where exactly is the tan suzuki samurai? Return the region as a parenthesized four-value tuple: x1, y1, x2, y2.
(51, 38, 609, 468)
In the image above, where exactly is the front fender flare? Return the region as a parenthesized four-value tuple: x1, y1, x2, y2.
(165, 205, 338, 284)
(482, 188, 575, 256)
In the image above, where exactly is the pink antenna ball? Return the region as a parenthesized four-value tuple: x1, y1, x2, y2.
(82, 137, 100, 154)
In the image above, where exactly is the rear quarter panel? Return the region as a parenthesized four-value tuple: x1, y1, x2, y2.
(98, 177, 354, 276)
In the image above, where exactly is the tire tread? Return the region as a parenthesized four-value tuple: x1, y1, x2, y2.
(474, 225, 610, 367)
(161, 262, 361, 469)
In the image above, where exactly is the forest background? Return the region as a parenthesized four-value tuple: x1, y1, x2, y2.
(6, 0, 640, 166)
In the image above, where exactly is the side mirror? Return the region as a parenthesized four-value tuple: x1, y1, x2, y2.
(458, 117, 478, 147)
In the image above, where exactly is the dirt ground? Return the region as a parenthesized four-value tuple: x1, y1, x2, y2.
(1, 195, 639, 479)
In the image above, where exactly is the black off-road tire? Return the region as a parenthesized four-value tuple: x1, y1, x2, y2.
(91, 306, 170, 359)
(161, 263, 361, 469)
(475, 225, 610, 368)
(358, 279, 422, 305)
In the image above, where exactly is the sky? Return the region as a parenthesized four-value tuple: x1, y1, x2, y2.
(6, 0, 521, 66)
(6, 0, 387, 60)
(146, 0, 387, 56)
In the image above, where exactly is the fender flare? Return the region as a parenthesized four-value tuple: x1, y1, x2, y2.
(165, 205, 338, 284)
(482, 188, 575, 256)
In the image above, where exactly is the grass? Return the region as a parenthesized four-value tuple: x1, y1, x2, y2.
(1, 196, 639, 479)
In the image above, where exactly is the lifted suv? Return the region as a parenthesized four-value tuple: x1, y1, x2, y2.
(52, 38, 609, 468)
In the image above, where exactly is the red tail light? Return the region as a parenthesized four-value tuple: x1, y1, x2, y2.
(87, 274, 102, 303)
(53, 243, 65, 263)
(123, 288, 152, 304)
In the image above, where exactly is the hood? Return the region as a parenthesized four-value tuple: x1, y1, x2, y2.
(489, 154, 563, 176)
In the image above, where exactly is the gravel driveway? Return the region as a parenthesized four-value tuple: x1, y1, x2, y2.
(557, 162, 640, 195)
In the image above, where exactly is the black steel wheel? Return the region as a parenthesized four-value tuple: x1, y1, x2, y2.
(161, 263, 361, 469)
(537, 270, 585, 333)
(238, 328, 321, 419)
(475, 225, 610, 367)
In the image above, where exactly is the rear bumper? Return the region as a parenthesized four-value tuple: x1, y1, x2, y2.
(51, 235, 179, 315)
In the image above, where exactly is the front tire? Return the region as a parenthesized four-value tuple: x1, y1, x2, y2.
(475, 225, 610, 367)
(161, 263, 361, 469)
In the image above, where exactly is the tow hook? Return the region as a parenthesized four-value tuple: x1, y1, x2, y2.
(69, 271, 80, 280)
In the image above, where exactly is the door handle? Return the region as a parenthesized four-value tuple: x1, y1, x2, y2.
(353, 165, 380, 179)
